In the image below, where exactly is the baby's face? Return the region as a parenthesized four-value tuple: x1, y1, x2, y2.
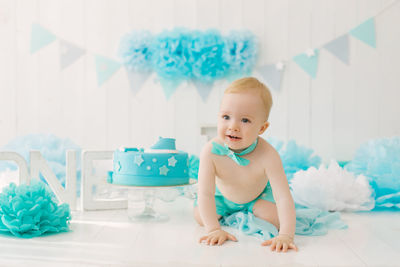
(217, 92, 268, 151)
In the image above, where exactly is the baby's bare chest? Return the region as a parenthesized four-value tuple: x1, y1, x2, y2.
(213, 156, 267, 186)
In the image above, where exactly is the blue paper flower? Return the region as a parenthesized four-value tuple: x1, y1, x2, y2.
(118, 30, 154, 72)
(346, 137, 400, 209)
(267, 137, 321, 180)
(151, 28, 192, 80)
(189, 30, 228, 82)
(0, 180, 71, 238)
(0, 134, 81, 189)
(188, 155, 200, 179)
(223, 31, 258, 76)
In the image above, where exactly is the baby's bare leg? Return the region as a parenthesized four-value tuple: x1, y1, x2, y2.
(193, 206, 222, 226)
(252, 199, 280, 230)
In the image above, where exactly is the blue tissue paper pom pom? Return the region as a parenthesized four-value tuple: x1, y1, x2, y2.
(224, 31, 258, 76)
(346, 137, 400, 209)
(0, 180, 71, 238)
(0, 134, 81, 189)
(188, 155, 200, 179)
(151, 28, 192, 80)
(267, 138, 321, 180)
(118, 30, 154, 72)
(189, 30, 228, 83)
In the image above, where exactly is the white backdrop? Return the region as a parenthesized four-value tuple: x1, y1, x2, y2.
(0, 0, 399, 163)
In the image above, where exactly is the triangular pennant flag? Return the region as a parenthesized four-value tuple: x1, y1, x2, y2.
(292, 49, 319, 79)
(59, 39, 86, 69)
(323, 34, 350, 65)
(257, 64, 284, 91)
(349, 18, 376, 48)
(94, 55, 122, 86)
(158, 78, 182, 99)
(30, 23, 57, 54)
(192, 80, 214, 102)
(126, 68, 151, 95)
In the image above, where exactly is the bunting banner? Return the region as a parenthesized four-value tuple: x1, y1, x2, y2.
(192, 80, 214, 102)
(125, 69, 151, 95)
(349, 18, 376, 48)
(323, 34, 350, 65)
(94, 55, 122, 86)
(28, 0, 393, 99)
(257, 63, 285, 91)
(158, 78, 183, 99)
(30, 23, 56, 54)
(293, 49, 319, 79)
(59, 39, 86, 69)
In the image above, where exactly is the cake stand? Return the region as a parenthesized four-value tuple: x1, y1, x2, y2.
(109, 179, 197, 223)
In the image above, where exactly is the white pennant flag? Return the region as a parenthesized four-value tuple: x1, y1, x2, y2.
(126, 68, 151, 95)
(59, 39, 86, 69)
(257, 63, 284, 91)
(323, 34, 350, 65)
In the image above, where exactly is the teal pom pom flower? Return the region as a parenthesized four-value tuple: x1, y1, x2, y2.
(267, 138, 321, 180)
(0, 180, 71, 238)
(346, 137, 400, 209)
(118, 30, 154, 72)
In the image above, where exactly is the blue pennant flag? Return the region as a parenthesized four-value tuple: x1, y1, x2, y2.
(158, 78, 182, 99)
(292, 49, 319, 79)
(349, 18, 376, 48)
(59, 39, 86, 69)
(95, 55, 121, 86)
(323, 34, 350, 65)
(125, 68, 151, 95)
(257, 64, 284, 91)
(192, 80, 214, 102)
(30, 23, 57, 54)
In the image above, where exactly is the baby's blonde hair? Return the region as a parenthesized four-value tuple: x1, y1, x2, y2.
(224, 77, 273, 120)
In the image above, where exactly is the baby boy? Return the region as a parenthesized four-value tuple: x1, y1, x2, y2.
(194, 77, 297, 252)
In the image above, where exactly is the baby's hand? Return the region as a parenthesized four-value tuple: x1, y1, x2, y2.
(261, 234, 298, 252)
(199, 228, 237, 246)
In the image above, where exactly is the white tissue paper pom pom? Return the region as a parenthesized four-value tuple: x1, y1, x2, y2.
(290, 160, 375, 211)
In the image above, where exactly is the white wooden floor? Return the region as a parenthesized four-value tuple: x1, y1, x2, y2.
(1, 197, 399, 267)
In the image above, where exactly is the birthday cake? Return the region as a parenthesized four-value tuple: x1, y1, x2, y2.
(107, 137, 190, 186)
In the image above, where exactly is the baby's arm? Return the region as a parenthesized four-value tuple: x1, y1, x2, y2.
(261, 148, 297, 252)
(197, 144, 237, 245)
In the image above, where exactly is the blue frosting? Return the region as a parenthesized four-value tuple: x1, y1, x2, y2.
(110, 138, 190, 186)
(0, 179, 71, 238)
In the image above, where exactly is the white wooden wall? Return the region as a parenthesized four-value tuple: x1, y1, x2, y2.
(0, 0, 399, 162)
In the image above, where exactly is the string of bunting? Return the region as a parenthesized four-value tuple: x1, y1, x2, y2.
(29, 0, 397, 101)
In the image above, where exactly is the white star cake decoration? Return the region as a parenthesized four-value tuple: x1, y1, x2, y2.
(159, 165, 169, 176)
(168, 156, 178, 167)
(134, 155, 144, 166)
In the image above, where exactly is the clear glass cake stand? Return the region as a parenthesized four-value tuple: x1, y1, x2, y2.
(109, 179, 197, 223)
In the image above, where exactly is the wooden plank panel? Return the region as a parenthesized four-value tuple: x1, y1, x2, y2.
(37, 0, 61, 137)
(309, 0, 335, 162)
(286, 0, 312, 147)
(260, 0, 289, 142)
(377, 0, 400, 137)
(172, 0, 199, 154)
(332, 0, 358, 161)
(58, 0, 86, 147)
(0, 0, 17, 145)
(82, 0, 109, 149)
(104, 0, 131, 149)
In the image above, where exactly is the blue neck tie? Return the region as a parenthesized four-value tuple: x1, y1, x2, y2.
(211, 138, 258, 166)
